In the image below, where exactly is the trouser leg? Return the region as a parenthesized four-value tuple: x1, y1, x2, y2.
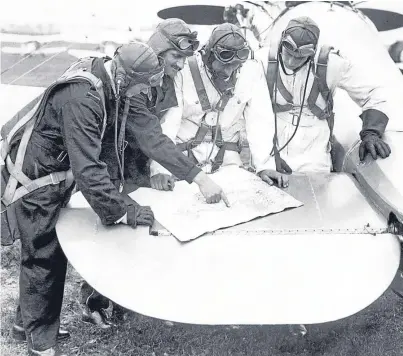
(79, 281, 112, 329)
(79, 281, 110, 311)
(15, 304, 23, 326)
(391, 245, 403, 298)
(19, 228, 67, 351)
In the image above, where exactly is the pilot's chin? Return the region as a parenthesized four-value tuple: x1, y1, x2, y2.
(167, 70, 177, 78)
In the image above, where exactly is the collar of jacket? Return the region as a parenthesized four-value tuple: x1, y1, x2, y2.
(91, 57, 115, 103)
(154, 75, 178, 117)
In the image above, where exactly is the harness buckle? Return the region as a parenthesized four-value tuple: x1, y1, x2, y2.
(50, 173, 61, 185)
(56, 151, 68, 162)
(290, 104, 303, 126)
(189, 139, 200, 148)
(200, 121, 212, 129)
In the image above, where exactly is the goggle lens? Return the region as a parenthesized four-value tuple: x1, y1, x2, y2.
(215, 45, 250, 63)
(237, 47, 250, 60)
(281, 38, 316, 57)
(218, 50, 235, 61)
(177, 37, 199, 51)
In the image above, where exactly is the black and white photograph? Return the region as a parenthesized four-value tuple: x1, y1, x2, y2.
(1, 1, 403, 355)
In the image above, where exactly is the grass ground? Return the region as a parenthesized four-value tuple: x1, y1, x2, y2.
(1, 243, 402, 356)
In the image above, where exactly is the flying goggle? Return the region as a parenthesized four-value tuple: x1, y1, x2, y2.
(117, 56, 165, 90)
(173, 35, 200, 51)
(281, 35, 316, 58)
(127, 66, 165, 87)
(212, 43, 250, 63)
(160, 28, 200, 52)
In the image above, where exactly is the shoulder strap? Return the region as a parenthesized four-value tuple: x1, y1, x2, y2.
(315, 46, 334, 106)
(316, 45, 334, 138)
(266, 44, 278, 99)
(188, 56, 212, 112)
(265, 44, 294, 112)
(2, 60, 107, 159)
(305, 46, 335, 139)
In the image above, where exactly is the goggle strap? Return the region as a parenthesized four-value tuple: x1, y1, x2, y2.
(210, 30, 247, 50)
(283, 26, 319, 41)
(159, 27, 192, 39)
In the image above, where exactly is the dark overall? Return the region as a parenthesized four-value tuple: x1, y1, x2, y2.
(1, 57, 201, 351)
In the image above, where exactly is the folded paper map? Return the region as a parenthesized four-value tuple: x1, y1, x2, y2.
(130, 166, 303, 241)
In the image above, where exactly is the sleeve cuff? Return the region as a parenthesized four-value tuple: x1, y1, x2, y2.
(185, 165, 202, 184)
(150, 161, 172, 177)
(360, 109, 389, 138)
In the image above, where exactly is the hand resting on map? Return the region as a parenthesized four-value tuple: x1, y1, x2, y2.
(150, 172, 230, 207)
(259, 169, 289, 188)
(150, 174, 175, 191)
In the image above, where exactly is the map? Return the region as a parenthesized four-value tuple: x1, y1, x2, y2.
(130, 166, 303, 242)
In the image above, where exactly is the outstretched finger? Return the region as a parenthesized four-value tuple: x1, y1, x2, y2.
(221, 191, 231, 208)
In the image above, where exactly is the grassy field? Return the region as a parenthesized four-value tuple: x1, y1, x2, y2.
(1, 243, 402, 356)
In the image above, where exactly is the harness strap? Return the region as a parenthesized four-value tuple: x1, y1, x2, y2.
(267, 44, 335, 137)
(275, 71, 294, 103)
(176, 120, 210, 163)
(1, 99, 42, 162)
(4, 170, 74, 206)
(177, 125, 241, 172)
(316, 45, 335, 141)
(1, 60, 107, 207)
(211, 142, 242, 173)
(6, 156, 35, 190)
(2, 119, 35, 206)
(267, 45, 295, 113)
(307, 46, 334, 116)
(184, 56, 242, 171)
(273, 102, 293, 112)
(266, 44, 278, 99)
(193, 120, 211, 146)
(188, 56, 212, 112)
(117, 98, 130, 186)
